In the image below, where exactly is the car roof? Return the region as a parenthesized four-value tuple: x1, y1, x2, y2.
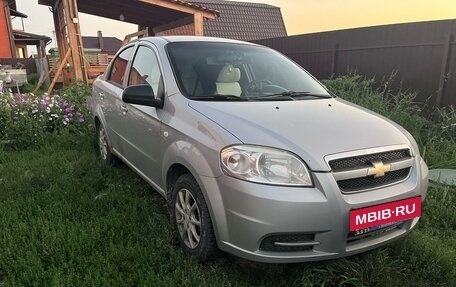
(141, 36, 260, 46)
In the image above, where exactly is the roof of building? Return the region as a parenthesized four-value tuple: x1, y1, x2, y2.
(163, 0, 220, 15)
(38, 0, 219, 16)
(185, 0, 287, 41)
(187, 0, 276, 9)
(13, 30, 52, 45)
(82, 36, 123, 55)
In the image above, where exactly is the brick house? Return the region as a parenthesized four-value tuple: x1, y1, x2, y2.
(0, 0, 50, 59)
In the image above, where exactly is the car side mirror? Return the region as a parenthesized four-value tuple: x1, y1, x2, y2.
(122, 84, 163, 108)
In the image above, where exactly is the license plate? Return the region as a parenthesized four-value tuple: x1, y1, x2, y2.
(349, 197, 421, 232)
(350, 221, 403, 237)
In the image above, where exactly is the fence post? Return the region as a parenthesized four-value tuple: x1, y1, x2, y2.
(435, 34, 453, 108)
(331, 43, 339, 77)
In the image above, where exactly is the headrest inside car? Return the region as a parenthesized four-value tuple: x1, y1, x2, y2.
(217, 65, 241, 83)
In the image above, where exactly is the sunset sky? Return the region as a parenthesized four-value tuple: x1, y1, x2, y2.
(11, 0, 456, 47)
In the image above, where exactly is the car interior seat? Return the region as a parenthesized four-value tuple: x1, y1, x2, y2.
(215, 64, 242, 97)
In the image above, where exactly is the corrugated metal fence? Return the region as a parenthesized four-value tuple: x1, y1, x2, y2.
(255, 19, 456, 107)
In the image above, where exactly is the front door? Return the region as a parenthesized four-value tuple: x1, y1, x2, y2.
(119, 44, 165, 187)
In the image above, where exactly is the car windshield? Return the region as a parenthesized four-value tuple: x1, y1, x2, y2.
(166, 41, 331, 101)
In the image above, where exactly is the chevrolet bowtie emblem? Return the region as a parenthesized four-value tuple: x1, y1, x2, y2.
(367, 160, 391, 178)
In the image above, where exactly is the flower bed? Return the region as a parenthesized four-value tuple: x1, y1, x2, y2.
(0, 85, 90, 149)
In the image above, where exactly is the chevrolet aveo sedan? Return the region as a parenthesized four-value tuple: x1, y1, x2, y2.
(90, 36, 429, 263)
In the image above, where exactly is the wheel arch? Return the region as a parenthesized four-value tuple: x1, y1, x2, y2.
(163, 142, 225, 244)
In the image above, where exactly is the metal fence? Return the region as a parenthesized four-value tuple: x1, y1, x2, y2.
(255, 19, 456, 108)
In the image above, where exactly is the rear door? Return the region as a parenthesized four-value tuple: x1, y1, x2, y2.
(97, 45, 135, 153)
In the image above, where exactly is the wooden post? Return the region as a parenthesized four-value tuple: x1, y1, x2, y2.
(38, 40, 44, 58)
(46, 49, 72, 95)
(53, 0, 70, 84)
(62, 0, 84, 81)
(331, 43, 339, 77)
(194, 12, 204, 36)
(435, 34, 453, 108)
(71, 0, 88, 81)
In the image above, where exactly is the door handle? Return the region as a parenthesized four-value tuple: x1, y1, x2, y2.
(120, 105, 128, 113)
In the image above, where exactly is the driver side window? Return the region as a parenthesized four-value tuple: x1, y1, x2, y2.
(128, 46, 163, 97)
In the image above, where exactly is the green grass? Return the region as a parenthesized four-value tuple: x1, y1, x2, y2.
(0, 76, 455, 286)
(0, 132, 455, 287)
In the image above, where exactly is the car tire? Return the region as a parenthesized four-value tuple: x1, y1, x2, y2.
(97, 123, 119, 166)
(168, 173, 220, 262)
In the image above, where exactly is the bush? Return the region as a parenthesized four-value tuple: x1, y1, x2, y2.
(323, 74, 456, 169)
(60, 81, 92, 108)
(0, 82, 91, 149)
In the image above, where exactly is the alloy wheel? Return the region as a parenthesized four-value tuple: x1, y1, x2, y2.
(175, 188, 201, 249)
(98, 127, 108, 161)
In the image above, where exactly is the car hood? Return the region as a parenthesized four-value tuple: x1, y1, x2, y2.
(189, 98, 411, 171)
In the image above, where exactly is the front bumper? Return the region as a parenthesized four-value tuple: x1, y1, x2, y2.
(199, 156, 429, 263)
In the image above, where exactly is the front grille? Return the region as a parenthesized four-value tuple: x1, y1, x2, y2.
(337, 168, 411, 192)
(260, 233, 315, 252)
(329, 149, 411, 171)
(329, 148, 413, 192)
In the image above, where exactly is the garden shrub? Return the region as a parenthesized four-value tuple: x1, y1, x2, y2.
(0, 82, 91, 149)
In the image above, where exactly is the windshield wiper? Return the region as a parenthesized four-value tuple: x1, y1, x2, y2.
(190, 95, 248, 101)
(254, 91, 333, 101)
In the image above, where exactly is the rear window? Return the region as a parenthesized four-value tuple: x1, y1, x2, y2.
(108, 46, 134, 87)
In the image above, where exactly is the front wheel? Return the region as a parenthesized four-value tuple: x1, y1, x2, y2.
(168, 174, 220, 262)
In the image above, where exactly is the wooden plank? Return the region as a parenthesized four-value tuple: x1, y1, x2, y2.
(139, 0, 216, 19)
(72, 0, 88, 81)
(194, 12, 204, 36)
(46, 49, 71, 95)
(123, 29, 149, 45)
(33, 68, 53, 93)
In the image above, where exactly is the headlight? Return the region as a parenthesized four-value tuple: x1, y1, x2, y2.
(221, 145, 313, 186)
(404, 130, 420, 157)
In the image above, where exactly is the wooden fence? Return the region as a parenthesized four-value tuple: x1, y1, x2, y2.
(0, 58, 38, 75)
(255, 19, 456, 108)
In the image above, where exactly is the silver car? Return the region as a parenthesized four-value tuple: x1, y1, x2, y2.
(90, 36, 429, 263)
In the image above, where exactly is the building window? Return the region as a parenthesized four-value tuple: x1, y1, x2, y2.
(17, 47, 26, 58)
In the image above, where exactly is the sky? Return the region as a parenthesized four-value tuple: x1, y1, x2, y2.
(11, 0, 456, 50)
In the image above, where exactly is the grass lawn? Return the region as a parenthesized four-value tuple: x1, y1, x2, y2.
(0, 132, 455, 287)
